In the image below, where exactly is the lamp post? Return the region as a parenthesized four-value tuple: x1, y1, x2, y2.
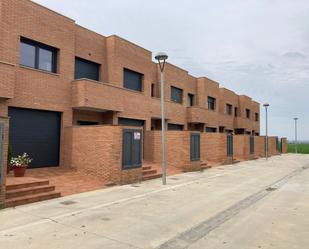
(263, 103, 270, 160)
(294, 117, 298, 154)
(155, 52, 168, 185)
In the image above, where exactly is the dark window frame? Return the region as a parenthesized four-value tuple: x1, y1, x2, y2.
(123, 68, 143, 92)
(206, 127, 217, 133)
(208, 96, 216, 110)
(226, 104, 233, 115)
(188, 93, 194, 107)
(20, 37, 58, 73)
(75, 57, 100, 81)
(171, 86, 183, 104)
(234, 107, 238, 117)
(168, 123, 184, 131)
(255, 113, 259, 121)
(246, 109, 251, 119)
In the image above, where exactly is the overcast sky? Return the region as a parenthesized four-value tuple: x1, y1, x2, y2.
(33, 0, 309, 141)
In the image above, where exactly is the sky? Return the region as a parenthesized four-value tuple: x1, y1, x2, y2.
(33, 0, 309, 141)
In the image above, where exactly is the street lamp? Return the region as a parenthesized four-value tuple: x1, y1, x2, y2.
(155, 52, 168, 185)
(263, 103, 270, 160)
(294, 117, 298, 153)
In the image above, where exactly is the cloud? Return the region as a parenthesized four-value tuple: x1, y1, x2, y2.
(33, 0, 309, 140)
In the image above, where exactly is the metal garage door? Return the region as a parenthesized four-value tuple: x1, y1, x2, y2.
(9, 107, 61, 168)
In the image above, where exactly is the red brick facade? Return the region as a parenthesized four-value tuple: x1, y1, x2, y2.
(0, 0, 287, 206)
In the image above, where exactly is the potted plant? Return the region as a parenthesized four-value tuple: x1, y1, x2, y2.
(10, 153, 33, 177)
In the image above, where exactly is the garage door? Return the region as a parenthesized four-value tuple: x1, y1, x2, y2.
(9, 107, 61, 168)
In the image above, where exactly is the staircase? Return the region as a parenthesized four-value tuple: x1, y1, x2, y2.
(5, 178, 61, 208)
(142, 164, 162, 181)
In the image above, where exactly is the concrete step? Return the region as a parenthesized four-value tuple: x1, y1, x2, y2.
(142, 173, 163, 181)
(6, 179, 50, 191)
(6, 185, 55, 199)
(142, 169, 157, 176)
(5, 191, 61, 208)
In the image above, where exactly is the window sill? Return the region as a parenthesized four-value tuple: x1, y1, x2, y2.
(19, 65, 59, 76)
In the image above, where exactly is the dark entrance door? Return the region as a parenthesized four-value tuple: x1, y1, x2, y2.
(227, 134, 233, 158)
(250, 135, 254, 158)
(190, 133, 200, 161)
(8, 107, 61, 168)
(122, 129, 142, 169)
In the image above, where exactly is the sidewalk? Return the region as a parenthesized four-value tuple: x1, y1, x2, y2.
(1, 154, 309, 249)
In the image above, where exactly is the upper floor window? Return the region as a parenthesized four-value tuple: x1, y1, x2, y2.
(255, 113, 259, 121)
(246, 109, 251, 119)
(168, 123, 184, 131)
(206, 127, 217, 133)
(208, 96, 216, 110)
(171, 86, 183, 104)
(123, 68, 143, 92)
(75, 57, 100, 81)
(226, 104, 233, 115)
(20, 37, 58, 73)
(234, 107, 238, 117)
(188, 93, 194, 106)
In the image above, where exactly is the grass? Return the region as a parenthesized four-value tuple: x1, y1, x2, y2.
(287, 143, 309, 154)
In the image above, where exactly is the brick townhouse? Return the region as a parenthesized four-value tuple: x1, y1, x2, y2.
(0, 0, 285, 206)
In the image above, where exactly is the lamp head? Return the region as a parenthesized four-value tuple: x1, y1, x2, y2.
(263, 103, 270, 107)
(155, 52, 168, 62)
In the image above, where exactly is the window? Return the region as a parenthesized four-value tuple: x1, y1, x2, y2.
(171, 86, 183, 104)
(77, 121, 99, 126)
(246, 109, 251, 119)
(168, 123, 184, 131)
(226, 104, 233, 115)
(208, 96, 216, 110)
(234, 107, 238, 117)
(255, 113, 259, 121)
(75, 57, 100, 81)
(151, 84, 155, 97)
(20, 37, 58, 73)
(188, 93, 194, 106)
(123, 68, 143, 92)
(206, 127, 217, 133)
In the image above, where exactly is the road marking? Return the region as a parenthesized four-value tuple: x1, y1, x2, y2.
(157, 164, 309, 249)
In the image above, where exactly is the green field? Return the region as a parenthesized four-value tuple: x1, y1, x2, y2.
(287, 143, 309, 154)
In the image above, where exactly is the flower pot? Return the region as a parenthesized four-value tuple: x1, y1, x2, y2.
(13, 166, 27, 177)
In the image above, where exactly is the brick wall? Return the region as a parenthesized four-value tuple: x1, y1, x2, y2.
(281, 138, 287, 153)
(254, 136, 265, 158)
(144, 131, 201, 171)
(201, 133, 227, 164)
(233, 135, 250, 161)
(268, 136, 279, 156)
(64, 125, 141, 184)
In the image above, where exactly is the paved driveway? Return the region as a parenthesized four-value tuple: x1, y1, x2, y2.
(1, 154, 309, 249)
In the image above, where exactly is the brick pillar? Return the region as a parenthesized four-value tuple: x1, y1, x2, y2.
(0, 117, 9, 209)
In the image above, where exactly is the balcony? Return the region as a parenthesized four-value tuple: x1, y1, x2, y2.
(234, 117, 253, 130)
(187, 106, 218, 126)
(72, 79, 124, 112)
(0, 61, 15, 99)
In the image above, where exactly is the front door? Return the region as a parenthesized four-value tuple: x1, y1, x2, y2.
(122, 129, 142, 169)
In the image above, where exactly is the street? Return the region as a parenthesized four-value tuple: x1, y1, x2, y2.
(1, 154, 309, 249)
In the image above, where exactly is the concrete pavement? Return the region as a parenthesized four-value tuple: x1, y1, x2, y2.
(0, 154, 309, 249)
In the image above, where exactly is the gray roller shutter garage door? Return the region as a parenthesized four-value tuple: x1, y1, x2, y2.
(9, 107, 61, 168)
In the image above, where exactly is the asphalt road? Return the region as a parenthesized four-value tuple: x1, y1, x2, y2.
(1, 154, 309, 249)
